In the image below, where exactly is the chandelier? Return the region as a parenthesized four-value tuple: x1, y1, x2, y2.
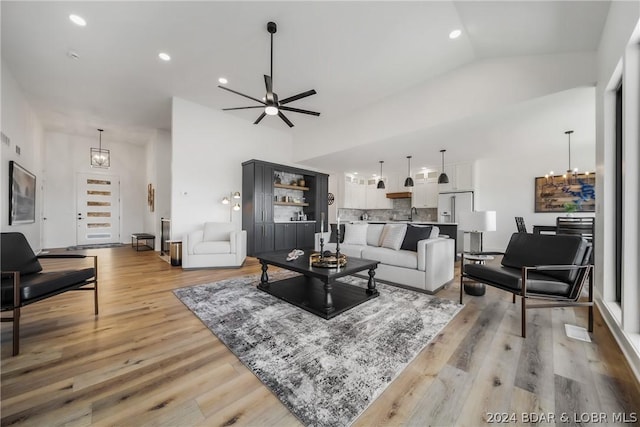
(90, 129, 110, 168)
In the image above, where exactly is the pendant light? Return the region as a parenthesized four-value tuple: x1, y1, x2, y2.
(564, 130, 578, 184)
(376, 161, 386, 189)
(438, 149, 449, 184)
(404, 156, 414, 187)
(90, 129, 110, 168)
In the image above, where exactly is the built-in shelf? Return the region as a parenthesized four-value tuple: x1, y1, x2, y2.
(274, 201, 310, 207)
(274, 183, 310, 191)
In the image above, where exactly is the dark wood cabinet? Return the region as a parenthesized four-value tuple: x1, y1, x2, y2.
(243, 159, 328, 256)
(275, 223, 297, 251)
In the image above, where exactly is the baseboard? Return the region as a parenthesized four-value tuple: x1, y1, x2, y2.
(596, 297, 640, 385)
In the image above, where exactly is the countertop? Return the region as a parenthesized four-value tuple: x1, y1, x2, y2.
(344, 220, 458, 226)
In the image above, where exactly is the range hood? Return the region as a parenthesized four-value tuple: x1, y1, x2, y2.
(386, 192, 412, 199)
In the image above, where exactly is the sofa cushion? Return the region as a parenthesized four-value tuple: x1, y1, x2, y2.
(193, 241, 231, 254)
(380, 224, 407, 250)
(329, 224, 345, 243)
(361, 246, 418, 269)
(203, 222, 234, 242)
(401, 224, 433, 252)
(343, 223, 368, 245)
(366, 224, 385, 247)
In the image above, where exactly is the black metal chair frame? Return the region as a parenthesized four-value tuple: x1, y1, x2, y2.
(1, 251, 98, 356)
(515, 216, 527, 233)
(460, 246, 593, 338)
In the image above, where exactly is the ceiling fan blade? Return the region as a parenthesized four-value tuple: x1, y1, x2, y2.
(254, 112, 267, 124)
(278, 111, 294, 127)
(223, 106, 265, 111)
(279, 106, 321, 116)
(264, 75, 273, 94)
(218, 85, 266, 105)
(279, 89, 317, 105)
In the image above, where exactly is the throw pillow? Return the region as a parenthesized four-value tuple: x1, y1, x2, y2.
(366, 224, 385, 247)
(401, 224, 433, 252)
(328, 224, 345, 243)
(380, 224, 407, 250)
(342, 223, 368, 246)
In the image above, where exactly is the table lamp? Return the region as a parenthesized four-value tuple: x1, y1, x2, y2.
(458, 211, 496, 253)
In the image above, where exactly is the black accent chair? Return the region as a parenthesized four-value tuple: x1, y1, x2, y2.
(515, 216, 527, 233)
(460, 232, 593, 337)
(1, 232, 98, 356)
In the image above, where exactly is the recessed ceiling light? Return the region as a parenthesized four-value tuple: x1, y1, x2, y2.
(218, 77, 228, 84)
(449, 29, 462, 39)
(69, 14, 86, 27)
(158, 52, 171, 61)
(353, 172, 358, 175)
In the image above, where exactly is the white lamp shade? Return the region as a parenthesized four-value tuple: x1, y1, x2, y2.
(458, 211, 496, 232)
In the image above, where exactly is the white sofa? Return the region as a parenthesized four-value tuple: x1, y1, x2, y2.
(182, 222, 247, 269)
(315, 223, 454, 294)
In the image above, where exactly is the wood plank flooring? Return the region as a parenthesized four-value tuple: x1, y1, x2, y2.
(2, 247, 639, 426)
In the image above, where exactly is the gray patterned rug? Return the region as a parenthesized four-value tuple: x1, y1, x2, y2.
(174, 273, 462, 427)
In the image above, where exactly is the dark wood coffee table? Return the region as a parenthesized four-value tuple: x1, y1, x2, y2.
(257, 250, 379, 319)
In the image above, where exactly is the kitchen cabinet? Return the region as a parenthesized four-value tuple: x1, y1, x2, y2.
(438, 162, 474, 192)
(365, 179, 392, 209)
(412, 182, 438, 208)
(341, 174, 366, 208)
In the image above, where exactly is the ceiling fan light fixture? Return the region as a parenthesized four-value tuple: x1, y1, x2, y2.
(438, 149, 449, 184)
(265, 105, 279, 116)
(218, 21, 319, 128)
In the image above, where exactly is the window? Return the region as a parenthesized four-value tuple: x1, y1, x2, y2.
(614, 81, 623, 303)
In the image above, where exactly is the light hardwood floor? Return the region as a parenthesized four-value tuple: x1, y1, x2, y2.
(1, 247, 639, 426)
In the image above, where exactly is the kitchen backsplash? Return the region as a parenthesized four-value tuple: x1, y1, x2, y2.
(337, 204, 438, 222)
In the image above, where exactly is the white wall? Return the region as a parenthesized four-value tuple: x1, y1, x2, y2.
(293, 52, 597, 164)
(144, 129, 172, 250)
(171, 97, 294, 240)
(1, 61, 45, 250)
(43, 131, 147, 248)
(472, 87, 596, 251)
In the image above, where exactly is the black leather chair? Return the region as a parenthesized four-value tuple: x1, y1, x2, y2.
(460, 232, 593, 337)
(1, 232, 98, 355)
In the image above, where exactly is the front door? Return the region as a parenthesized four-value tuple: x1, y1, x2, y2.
(76, 173, 120, 245)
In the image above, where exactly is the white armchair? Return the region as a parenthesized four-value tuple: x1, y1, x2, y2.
(182, 222, 247, 269)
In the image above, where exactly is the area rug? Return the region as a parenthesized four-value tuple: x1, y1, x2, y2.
(66, 243, 125, 250)
(174, 274, 462, 427)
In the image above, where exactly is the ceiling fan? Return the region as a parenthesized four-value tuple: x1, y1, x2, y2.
(218, 21, 320, 128)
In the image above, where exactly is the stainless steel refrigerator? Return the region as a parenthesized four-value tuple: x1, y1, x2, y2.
(437, 191, 474, 254)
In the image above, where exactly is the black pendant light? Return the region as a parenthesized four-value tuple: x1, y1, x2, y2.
(377, 161, 386, 189)
(404, 156, 414, 187)
(438, 149, 449, 184)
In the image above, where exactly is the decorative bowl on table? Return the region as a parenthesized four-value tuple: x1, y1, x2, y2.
(310, 252, 347, 268)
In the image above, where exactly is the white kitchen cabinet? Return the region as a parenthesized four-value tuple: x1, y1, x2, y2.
(341, 174, 366, 208)
(366, 179, 392, 209)
(412, 182, 438, 208)
(438, 162, 474, 192)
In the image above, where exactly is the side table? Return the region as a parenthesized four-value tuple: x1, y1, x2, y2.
(463, 254, 495, 296)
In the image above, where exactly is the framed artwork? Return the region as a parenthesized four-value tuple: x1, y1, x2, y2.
(9, 161, 36, 224)
(534, 173, 595, 213)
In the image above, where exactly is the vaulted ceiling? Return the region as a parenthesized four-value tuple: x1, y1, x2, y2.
(2, 1, 610, 170)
